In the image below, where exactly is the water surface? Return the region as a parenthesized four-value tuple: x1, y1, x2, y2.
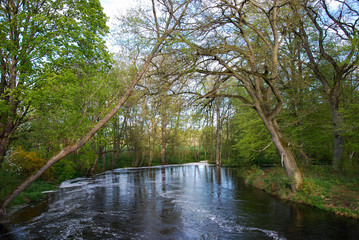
(1, 164, 358, 239)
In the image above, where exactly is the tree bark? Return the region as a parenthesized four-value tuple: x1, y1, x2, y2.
(161, 111, 166, 165)
(295, 1, 356, 170)
(330, 98, 345, 170)
(215, 99, 222, 166)
(112, 117, 120, 170)
(210, 108, 214, 162)
(133, 151, 140, 167)
(140, 151, 145, 167)
(148, 120, 156, 166)
(102, 150, 106, 172)
(194, 136, 202, 162)
(260, 115, 303, 192)
(0, 128, 12, 168)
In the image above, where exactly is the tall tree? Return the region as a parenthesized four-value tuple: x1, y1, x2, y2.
(291, 0, 359, 170)
(176, 0, 304, 191)
(1, 0, 194, 214)
(0, 0, 110, 167)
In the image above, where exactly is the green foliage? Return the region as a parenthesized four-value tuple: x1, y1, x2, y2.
(242, 166, 359, 218)
(279, 92, 334, 165)
(231, 100, 277, 166)
(0, 169, 56, 207)
(341, 102, 359, 171)
(0, 170, 25, 204)
(0, 0, 112, 168)
(54, 159, 77, 182)
(3, 147, 53, 180)
(10, 181, 57, 207)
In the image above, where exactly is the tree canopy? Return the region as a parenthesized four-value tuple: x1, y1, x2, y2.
(0, 0, 111, 166)
(1, 0, 358, 213)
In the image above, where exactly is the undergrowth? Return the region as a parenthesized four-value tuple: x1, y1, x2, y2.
(0, 170, 57, 209)
(238, 165, 359, 219)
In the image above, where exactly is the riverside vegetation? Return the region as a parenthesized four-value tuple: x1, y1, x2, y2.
(238, 165, 359, 219)
(1, 0, 359, 217)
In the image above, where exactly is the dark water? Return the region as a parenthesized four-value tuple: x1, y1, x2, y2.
(1, 163, 359, 239)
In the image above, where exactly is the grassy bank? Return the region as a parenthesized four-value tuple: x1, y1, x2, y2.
(238, 165, 359, 219)
(0, 171, 57, 210)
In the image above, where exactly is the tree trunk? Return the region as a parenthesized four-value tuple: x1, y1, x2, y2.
(210, 109, 214, 162)
(263, 118, 303, 192)
(194, 142, 201, 162)
(0, 116, 16, 168)
(132, 150, 139, 167)
(112, 117, 120, 170)
(330, 97, 345, 170)
(0, 8, 185, 212)
(102, 151, 106, 172)
(88, 155, 99, 176)
(0, 135, 10, 168)
(140, 151, 145, 167)
(161, 109, 166, 165)
(0, 56, 20, 168)
(215, 100, 221, 166)
(148, 123, 155, 166)
(112, 150, 119, 170)
(148, 132, 153, 166)
(194, 146, 198, 161)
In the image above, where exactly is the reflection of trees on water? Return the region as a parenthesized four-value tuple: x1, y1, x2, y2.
(2, 165, 359, 239)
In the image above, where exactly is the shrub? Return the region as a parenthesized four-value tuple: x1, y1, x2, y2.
(54, 159, 77, 182)
(5, 147, 53, 180)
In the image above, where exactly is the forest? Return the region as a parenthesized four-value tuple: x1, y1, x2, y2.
(0, 0, 358, 215)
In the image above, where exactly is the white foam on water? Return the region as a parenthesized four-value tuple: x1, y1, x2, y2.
(173, 197, 285, 239)
(59, 178, 92, 188)
(246, 227, 286, 240)
(41, 190, 57, 194)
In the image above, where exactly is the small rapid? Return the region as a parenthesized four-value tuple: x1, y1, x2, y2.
(1, 164, 358, 239)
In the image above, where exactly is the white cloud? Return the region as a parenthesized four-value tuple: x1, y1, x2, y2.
(100, 0, 138, 53)
(100, 0, 134, 22)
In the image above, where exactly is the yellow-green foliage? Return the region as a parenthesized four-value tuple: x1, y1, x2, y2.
(8, 147, 53, 180)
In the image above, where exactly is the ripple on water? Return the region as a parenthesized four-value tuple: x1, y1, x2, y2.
(1, 164, 359, 240)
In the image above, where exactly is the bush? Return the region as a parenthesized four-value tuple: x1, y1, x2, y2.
(4, 147, 53, 180)
(54, 159, 77, 182)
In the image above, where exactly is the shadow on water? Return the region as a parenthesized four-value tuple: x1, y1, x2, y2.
(1, 164, 359, 239)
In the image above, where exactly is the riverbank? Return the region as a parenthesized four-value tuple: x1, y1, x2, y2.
(237, 166, 359, 219)
(0, 161, 201, 212)
(0, 170, 57, 211)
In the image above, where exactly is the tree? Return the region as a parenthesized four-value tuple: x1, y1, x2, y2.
(291, 0, 359, 170)
(214, 96, 232, 166)
(0, 0, 110, 167)
(176, 0, 304, 191)
(0, 0, 194, 214)
(231, 96, 278, 166)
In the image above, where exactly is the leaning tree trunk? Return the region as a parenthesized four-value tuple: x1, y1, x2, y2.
(263, 118, 303, 192)
(0, 2, 191, 211)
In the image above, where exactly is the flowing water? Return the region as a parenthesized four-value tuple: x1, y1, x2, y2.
(1, 163, 358, 239)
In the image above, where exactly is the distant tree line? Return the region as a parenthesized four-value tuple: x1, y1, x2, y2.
(1, 0, 358, 211)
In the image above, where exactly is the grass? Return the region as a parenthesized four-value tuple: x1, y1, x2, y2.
(10, 181, 57, 207)
(238, 165, 359, 219)
(0, 170, 57, 210)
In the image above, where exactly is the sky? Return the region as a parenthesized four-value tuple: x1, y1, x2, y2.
(100, 0, 142, 52)
(100, 0, 136, 23)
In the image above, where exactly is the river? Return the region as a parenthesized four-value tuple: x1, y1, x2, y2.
(0, 163, 358, 239)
